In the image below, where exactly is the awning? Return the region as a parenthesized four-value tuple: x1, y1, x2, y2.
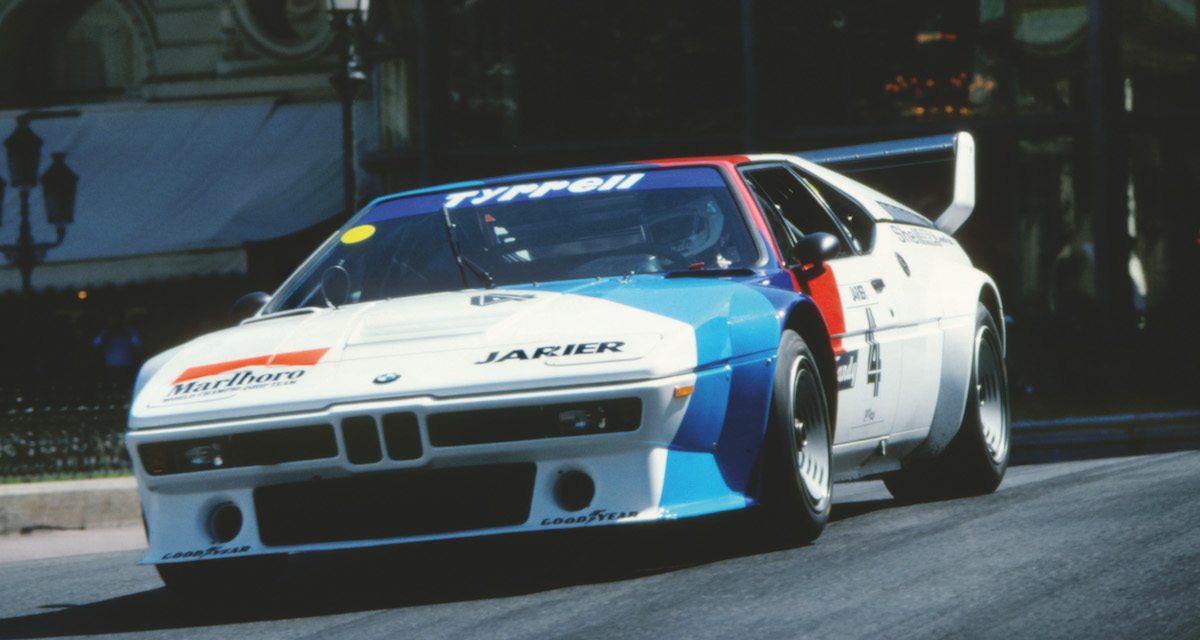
(0, 99, 363, 293)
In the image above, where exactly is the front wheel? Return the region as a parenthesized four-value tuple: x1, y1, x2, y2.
(885, 303, 1011, 501)
(761, 329, 833, 545)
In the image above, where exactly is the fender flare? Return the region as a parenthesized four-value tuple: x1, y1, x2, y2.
(781, 298, 839, 440)
(906, 278, 1004, 463)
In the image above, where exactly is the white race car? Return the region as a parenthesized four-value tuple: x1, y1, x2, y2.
(125, 132, 1009, 593)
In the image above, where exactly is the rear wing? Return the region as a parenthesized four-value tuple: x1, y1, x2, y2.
(797, 132, 975, 235)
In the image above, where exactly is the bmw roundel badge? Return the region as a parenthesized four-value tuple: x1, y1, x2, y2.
(373, 373, 401, 384)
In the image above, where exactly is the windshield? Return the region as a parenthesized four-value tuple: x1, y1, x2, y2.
(267, 166, 759, 312)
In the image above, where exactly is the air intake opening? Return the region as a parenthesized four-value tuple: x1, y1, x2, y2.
(554, 471, 595, 512)
(343, 416, 383, 464)
(208, 503, 243, 543)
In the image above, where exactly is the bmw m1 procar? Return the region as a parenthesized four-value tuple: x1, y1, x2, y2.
(126, 132, 1010, 592)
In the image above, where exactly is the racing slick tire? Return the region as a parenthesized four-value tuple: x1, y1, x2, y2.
(761, 329, 833, 545)
(884, 303, 1011, 502)
(156, 554, 287, 599)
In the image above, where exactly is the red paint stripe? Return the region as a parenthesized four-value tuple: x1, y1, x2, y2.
(173, 348, 330, 384)
(800, 266, 845, 353)
(266, 348, 330, 367)
(635, 156, 751, 167)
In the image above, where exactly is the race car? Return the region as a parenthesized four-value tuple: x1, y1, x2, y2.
(125, 132, 1010, 592)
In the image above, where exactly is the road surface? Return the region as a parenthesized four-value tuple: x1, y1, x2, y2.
(1, 451, 1197, 639)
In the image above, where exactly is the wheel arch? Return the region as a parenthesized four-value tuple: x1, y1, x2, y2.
(978, 282, 1005, 355)
(906, 278, 1005, 463)
(782, 299, 839, 440)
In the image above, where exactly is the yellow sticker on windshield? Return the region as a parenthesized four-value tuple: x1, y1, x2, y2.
(341, 225, 376, 244)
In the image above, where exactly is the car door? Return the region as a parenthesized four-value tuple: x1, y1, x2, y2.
(743, 164, 907, 446)
(787, 165, 947, 439)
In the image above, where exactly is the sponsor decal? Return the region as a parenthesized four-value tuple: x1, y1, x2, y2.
(836, 350, 859, 390)
(839, 282, 876, 309)
(173, 348, 329, 384)
(341, 224, 376, 244)
(165, 369, 308, 402)
(540, 509, 640, 527)
(163, 348, 329, 403)
(443, 173, 645, 209)
(865, 308, 882, 397)
(162, 545, 251, 561)
(470, 293, 535, 306)
(890, 224, 955, 248)
(475, 341, 625, 364)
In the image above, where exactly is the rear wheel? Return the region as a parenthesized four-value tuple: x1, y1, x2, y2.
(761, 330, 833, 545)
(885, 303, 1010, 501)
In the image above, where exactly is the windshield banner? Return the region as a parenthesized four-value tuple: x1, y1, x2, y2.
(360, 167, 727, 223)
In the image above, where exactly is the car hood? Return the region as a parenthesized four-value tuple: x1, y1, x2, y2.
(128, 278, 780, 429)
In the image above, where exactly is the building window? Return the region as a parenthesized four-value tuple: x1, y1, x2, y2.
(1121, 0, 1199, 112)
(1007, 0, 1090, 115)
(847, 0, 981, 123)
(444, 0, 520, 148)
(1007, 137, 1094, 329)
(0, 0, 149, 106)
(441, 0, 743, 149)
(756, 1, 851, 130)
(230, 0, 332, 60)
(51, 2, 142, 97)
(1126, 132, 1200, 335)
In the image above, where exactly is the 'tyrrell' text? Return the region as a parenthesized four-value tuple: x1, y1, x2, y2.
(444, 174, 645, 209)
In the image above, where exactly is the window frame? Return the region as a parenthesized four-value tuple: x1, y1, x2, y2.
(740, 163, 864, 262)
(786, 163, 877, 254)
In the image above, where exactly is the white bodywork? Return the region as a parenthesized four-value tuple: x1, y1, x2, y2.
(126, 133, 1003, 565)
(746, 146, 1001, 478)
(126, 290, 722, 563)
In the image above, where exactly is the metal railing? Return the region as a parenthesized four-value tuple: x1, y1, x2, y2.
(0, 385, 131, 481)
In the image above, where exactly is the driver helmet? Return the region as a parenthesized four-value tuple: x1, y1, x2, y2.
(651, 195, 726, 256)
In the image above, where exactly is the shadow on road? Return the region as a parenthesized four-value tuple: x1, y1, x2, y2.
(0, 502, 894, 638)
(830, 498, 899, 522)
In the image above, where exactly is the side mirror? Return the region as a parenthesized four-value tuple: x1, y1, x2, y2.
(792, 232, 840, 267)
(231, 291, 271, 323)
(321, 265, 351, 308)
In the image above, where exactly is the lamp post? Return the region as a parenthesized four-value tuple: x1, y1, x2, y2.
(0, 117, 77, 297)
(327, 0, 370, 219)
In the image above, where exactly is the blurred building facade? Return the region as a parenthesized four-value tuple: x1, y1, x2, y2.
(0, 0, 1196, 418)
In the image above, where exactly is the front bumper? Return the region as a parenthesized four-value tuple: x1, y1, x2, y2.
(126, 369, 756, 564)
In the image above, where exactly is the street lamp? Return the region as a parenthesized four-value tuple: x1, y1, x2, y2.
(327, 0, 370, 219)
(0, 118, 77, 297)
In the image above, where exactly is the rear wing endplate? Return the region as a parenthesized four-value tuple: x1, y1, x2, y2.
(797, 132, 975, 235)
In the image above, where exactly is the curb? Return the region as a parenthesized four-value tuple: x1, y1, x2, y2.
(1, 411, 1197, 533)
(0, 476, 140, 535)
(1010, 410, 1200, 464)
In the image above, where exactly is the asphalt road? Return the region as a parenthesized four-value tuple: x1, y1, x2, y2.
(1, 451, 1198, 640)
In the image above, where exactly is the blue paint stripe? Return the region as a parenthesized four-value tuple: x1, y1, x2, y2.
(555, 277, 780, 365)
